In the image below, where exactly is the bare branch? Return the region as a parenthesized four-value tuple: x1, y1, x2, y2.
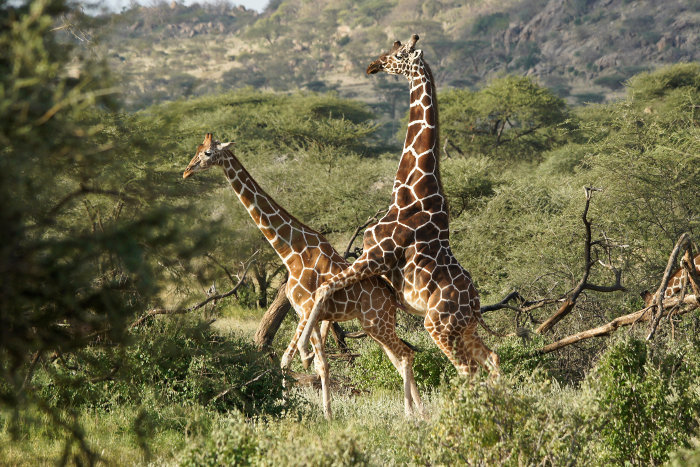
(343, 209, 386, 260)
(539, 295, 698, 353)
(481, 291, 524, 313)
(129, 251, 258, 329)
(536, 187, 625, 334)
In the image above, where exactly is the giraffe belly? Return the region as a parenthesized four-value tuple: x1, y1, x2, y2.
(401, 290, 428, 316)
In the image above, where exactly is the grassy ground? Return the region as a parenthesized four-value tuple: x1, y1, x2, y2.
(2, 307, 699, 465)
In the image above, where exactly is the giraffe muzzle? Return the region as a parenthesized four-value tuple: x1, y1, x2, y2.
(366, 60, 383, 75)
(183, 163, 199, 179)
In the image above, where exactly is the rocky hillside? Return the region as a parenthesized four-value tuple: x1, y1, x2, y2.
(97, 0, 699, 110)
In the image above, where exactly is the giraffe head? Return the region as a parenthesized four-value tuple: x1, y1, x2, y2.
(183, 133, 233, 179)
(366, 34, 422, 78)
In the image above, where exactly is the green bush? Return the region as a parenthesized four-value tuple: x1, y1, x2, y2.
(413, 376, 587, 465)
(497, 335, 555, 380)
(181, 415, 370, 466)
(36, 317, 292, 416)
(348, 331, 457, 391)
(180, 414, 259, 466)
(588, 337, 700, 464)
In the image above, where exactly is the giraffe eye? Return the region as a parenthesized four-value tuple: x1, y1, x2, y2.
(204, 150, 212, 156)
(396, 53, 403, 59)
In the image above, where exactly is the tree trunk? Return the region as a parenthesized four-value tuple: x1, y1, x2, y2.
(253, 264, 269, 308)
(254, 282, 290, 351)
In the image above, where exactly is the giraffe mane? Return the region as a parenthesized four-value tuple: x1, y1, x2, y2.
(421, 59, 448, 215)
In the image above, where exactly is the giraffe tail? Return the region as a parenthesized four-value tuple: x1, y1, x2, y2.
(476, 311, 506, 338)
(400, 338, 420, 352)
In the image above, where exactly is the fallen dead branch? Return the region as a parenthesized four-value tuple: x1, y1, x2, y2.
(538, 295, 699, 353)
(536, 187, 626, 334)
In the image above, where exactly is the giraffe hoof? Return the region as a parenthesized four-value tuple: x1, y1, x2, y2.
(301, 354, 314, 370)
(280, 351, 293, 370)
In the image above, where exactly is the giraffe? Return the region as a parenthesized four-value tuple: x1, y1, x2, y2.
(298, 35, 500, 377)
(642, 251, 700, 306)
(183, 133, 422, 418)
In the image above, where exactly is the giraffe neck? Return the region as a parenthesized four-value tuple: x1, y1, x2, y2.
(392, 59, 446, 213)
(219, 149, 312, 262)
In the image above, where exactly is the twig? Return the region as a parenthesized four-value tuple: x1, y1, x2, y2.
(205, 253, 238, 288)
(343, 209, 386, 260)
(129, 251, 258, 329)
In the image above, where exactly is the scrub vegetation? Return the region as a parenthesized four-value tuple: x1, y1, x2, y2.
(1, 1, 699, 465)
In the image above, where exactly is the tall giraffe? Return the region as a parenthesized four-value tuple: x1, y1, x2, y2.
(183, 133, 422, 418)
(298, 35, 500, 376)
(642, 251, 700, 306)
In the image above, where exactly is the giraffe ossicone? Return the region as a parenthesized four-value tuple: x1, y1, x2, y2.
(183, 133, 422, 418)
(300, 35, 501, 377)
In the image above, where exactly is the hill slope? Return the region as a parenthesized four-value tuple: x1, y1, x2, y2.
(99, 0, 699, 110)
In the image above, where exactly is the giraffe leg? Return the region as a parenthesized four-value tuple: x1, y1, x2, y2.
(363, 322, 422, 416)
(280, 316, 305, 370)
(299, 257, 390, 355)
(309, 326, 332, 420)
(424, 309, 476, 376)
(462, 321, 500, 378)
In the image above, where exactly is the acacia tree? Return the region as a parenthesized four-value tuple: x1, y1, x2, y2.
(0, 1, 203, 459)
(440, 75, 569, 161)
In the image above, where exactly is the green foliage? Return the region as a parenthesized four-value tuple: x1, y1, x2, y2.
(497, 335, 555, 380)
(348, 330, 457, 391)
(627, 62, 700, 101)
(588, 337, 700, 465)
(180, 414, 260, 466)
(472, 12, 510, 35)
(441, 156, 497, 217)
(34, 317, 292, 416)
(440, 75, 568, 161)
(413, 376, 588, 465)
(181, 415, 370, 466)
(582, 64, 700, 259)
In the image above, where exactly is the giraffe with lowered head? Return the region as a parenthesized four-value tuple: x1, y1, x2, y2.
(183, 133, 422, 418)
(298, 35, 500, 376)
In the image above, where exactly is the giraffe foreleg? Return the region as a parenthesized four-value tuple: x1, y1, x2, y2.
(281, 312, 308, 370)
(309, 326, 332, 419)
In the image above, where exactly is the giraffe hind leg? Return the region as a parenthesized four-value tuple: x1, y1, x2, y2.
(363, 320, 422, 415)
(299, 257, 390, 354)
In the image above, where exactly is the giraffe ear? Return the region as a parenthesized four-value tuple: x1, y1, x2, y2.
(391, 40, 401, 51)
(204, 133, 213, 144)
(219, 141, 234, 150)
